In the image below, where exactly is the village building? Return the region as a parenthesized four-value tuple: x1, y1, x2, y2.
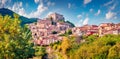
(47, 13, 64, 21)
(29, 13, 120, 45)
(29, 13, 73, 45)
(99, 23, 120, 36)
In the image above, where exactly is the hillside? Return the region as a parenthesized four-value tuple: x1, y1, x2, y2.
(0, 8, 37, 26)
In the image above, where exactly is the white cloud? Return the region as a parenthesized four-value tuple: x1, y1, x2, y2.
(68, 3, 71, 8)
(114, 16, 117, 19)
(103, 0, 117, 11)
(0, 0, 9, 8)
(75, 19, 83, 27)
(34, 0, 40, 3)
(46, 12, 53, 17)
(77, 15, 82, 19)
(9, 2, 48, 18)
(34, 0, 43, 4)
(18, 8, 26, 16)
(84, 0, 92, 5)
(47, 1, 55, 6)
(8, 2, 26, 16)
(104, 0, 114, 6)
(1, 0, 7, 4)
(27, 3, 48, 18)
(80, 19, 83, 22)
(83, 17, 89, 25)
(110, 3, 116, 10)
(19, 2, 22, 7)
(106, 11, 116, 20)
(89, 8, 93, 12)
(95, 9, 101, 16)
(76, 15, 83, 26)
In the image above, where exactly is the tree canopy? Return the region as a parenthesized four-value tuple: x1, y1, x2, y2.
(0, 14, 35, 59)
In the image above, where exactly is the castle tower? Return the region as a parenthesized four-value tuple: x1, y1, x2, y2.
(47, 13, 65, 21)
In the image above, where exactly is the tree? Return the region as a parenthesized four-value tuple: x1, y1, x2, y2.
(108, 42, 120, 59)
(66, 21, 75, 27)
(70, 34, 120, 59)
(85, 35, 98, 43)
(61, 37, 71, 54)
(34, 46, 46, 58)
(0, 14, 35, 59)
(67, 29, 72, 35)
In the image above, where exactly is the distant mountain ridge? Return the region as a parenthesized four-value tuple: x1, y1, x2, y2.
(0, 8, 37, 26)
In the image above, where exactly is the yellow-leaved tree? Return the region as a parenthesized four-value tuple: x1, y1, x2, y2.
(60, 37, 71, 59)
(0, 14, 35, 59)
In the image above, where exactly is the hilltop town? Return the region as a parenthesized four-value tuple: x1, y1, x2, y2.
(28, 13, 120, 45)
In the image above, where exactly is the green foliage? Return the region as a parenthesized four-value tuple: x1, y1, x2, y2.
(70, 34, 120, 59)
(59, 29, 72, 37)
(66, 29, 72, 35)
(0, 14, 35, 59)
(0, 8, 37, 26)
(108, 42, 120, 59)
(50, 41, 61, 50)
(61, 37, 71, 54)
(58, 20, 65, 22)
(49, 33, 120, 59)
(34, 46, 46, 57)
(84, 35, 98, 43)
(66, 21, 75, 27)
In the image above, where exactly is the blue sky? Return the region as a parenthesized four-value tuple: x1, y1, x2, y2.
(0, 0, 120, 26)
